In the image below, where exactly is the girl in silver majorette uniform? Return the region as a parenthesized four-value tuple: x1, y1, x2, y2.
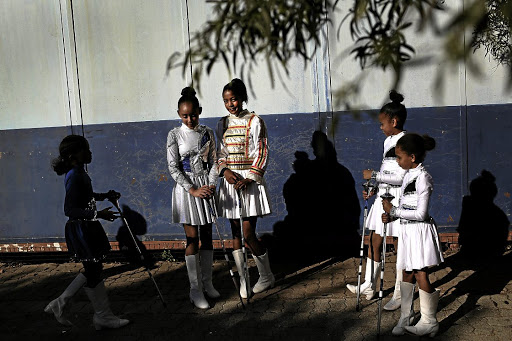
(346, 90, 407, 311)
(167, 87, 219, 309)
(382, 133, 444, 337)
(216, 78, 274, 299)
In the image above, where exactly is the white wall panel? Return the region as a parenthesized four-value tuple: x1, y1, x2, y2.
(1, 1, 509, 130)
(465, 47, 512, 106)
(0, 0, 72, 130)
(72, 0, 189, 125)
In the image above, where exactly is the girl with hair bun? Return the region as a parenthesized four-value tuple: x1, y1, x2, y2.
(346, 90, 408, 311)
(216, 78, 274, 299)
(167, 86, 219, 309)
(382, 133, 444, 337)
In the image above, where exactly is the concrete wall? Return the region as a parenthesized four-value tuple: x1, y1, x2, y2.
(0, 0, 510, 243)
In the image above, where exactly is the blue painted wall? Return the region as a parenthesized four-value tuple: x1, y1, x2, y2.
(1, 104, 510, 243)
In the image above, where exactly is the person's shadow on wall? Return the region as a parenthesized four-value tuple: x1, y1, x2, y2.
(264, 131, 360, 268)
(430, 170, 510, 336)
(115, 204, 155, 268)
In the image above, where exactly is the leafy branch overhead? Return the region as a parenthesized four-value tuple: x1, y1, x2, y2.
(167, 0, 512, 97)
(168, 0, 332, 92)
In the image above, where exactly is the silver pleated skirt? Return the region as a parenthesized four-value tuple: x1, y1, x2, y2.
(171, 172, 216, 226)
(366, 186, 402, 237)
(217, 169, 272, 219)
(397, 220, 444, 271)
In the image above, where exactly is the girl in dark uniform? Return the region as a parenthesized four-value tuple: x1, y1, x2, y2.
(45, 135, 129, 330)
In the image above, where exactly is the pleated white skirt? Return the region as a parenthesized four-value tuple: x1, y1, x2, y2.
(217, 169, 272, 219)
(366, 186, 402, 237)
(397, 221, 444, 271)
(171, 172, 216, 226)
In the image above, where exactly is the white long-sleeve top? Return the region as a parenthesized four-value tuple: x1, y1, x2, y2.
(166, 123, 218, 191)
(374, 131, 407, 189)
(390, 163, 432, 222)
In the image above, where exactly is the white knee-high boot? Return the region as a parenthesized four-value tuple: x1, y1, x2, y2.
(384, 267, 403, 311)
(199, 250, 220, 299)
(185, 254, 210, 309)
(404, 289, 440, 337)
(84, 280, 130, 330)
(346, 257, 380, 300)
(232, 249, 251, 299)
(44, 273, 87, 326)
(392, 281, 415, 336)
(252, 251, 275, 293)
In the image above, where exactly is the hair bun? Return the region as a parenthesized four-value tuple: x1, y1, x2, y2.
(389, 90, 404, 103)
(422, 134, 436, 151)
(181, 86, 196, 97)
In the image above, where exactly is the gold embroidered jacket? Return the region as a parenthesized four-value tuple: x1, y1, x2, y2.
(216, 110, 268, 183)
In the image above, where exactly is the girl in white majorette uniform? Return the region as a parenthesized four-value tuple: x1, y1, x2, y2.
(346, 90, 407, 311)
(382, 133, 444, 337)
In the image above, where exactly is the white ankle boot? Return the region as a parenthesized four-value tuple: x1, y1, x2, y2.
(44, 273, 87, 326)
(252, 251, 275, 293)
(84, 281, 130, 330)
(200, 250, 220, 299)
(404, 289, 440, 337)
(384, 268, 403, 311)
(232, 249, 251, 299)
(346, 257, 380, 300)
(392, 281, 415, 336)
(185, 254, 210, 309)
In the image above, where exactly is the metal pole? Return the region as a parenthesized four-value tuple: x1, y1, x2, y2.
(377, 187, 394, 335)
(237, 189, 251, 304)
(112, 199, 166, 307)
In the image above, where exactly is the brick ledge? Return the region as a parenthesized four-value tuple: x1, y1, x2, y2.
(1, 232, 511, 253)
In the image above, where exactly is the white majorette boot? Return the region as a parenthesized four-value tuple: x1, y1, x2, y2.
(84, 280, 129, 330)
(185, 254, 210, 309)
(346, 257, 380, 300)
(232, 249, 251, 299)
(252, 251, 275, 293)
(200, 250, 220, 299)
(392, 281, 416, 336)
(384, 267, 403, 311)
(44, 273, 87, 326)
(404, 289, 440, 337)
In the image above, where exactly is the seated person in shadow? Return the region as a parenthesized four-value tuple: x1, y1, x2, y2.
(116, 204, 155, 268)
(457, 170, 509, 261)
(270, 131, 360, 263)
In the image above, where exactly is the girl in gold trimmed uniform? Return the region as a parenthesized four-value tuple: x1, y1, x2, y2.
(216, 78, 274, 299)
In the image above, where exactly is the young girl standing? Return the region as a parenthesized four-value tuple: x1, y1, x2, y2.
(167, 87, 220, 309)
(382, 133, 444, 337)
(346, 90, 407, 310)
(46, 135, 129, 330)
(216, 78, 274, 299)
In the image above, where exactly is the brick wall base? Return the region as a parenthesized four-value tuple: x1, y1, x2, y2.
(1, 232, 511, 253)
